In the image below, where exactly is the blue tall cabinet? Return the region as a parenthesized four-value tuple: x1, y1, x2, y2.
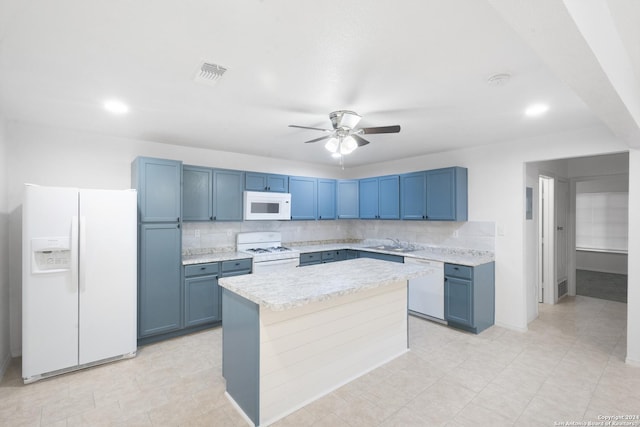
(132, 157, 183, 342)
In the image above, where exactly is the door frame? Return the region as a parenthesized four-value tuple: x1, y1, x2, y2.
(539, 176, 556, 304)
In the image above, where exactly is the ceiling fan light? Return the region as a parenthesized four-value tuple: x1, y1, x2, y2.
(331, 152, 342, 159)
(340, 136, 358, 155)
(324, 138, 339, 153)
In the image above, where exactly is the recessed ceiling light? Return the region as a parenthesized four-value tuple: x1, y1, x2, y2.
(525, 103, 549, 117)
(104, 99, 129, 115)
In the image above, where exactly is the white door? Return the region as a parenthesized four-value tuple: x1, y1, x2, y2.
(78, 189, 137, 364)
(555, 180, 569, 297)
(22, 185, 80, 379)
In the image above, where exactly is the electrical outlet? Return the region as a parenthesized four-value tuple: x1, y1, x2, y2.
(194, 229, 200, 238)
(452, 230, 459, 238)
(226, 230, 232, 237)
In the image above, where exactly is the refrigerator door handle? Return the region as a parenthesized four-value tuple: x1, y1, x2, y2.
(79, 216, 87, 292)
(71, 216, 79, 293)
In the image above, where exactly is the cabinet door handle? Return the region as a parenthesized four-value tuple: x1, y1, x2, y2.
(200, 267, 206, 270)
(210, 216, 213, 220)
(177, 217, 180, 222)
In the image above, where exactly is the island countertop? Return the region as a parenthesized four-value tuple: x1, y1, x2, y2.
(218, 258, 433, 311)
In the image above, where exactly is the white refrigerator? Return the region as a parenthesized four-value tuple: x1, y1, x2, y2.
(22, 184, 137, 383)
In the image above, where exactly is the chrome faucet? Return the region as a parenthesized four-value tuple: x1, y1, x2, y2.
(387, 237, 403, 248)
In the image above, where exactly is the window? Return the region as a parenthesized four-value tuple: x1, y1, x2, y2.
(575, 192, 628, 253)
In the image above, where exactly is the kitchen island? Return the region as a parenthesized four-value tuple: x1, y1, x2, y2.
(218, 258, 433, 426)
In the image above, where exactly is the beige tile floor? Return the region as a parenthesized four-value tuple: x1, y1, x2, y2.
(1, 295, 639, 426)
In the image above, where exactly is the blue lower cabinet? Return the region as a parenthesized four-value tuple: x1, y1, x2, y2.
(184, 274, 221, 326)
(299, 252, 322, 266)
(444, 262, 495, 333)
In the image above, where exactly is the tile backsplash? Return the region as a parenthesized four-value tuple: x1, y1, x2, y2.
(182, 220, 495, 254)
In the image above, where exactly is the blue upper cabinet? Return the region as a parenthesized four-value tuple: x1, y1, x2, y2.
(213, 169, 244, 221)
(401, 167, 467, 221)
(426, 167, 467, 221)
(359, 176, 400, 219)
(378, 175, 400, 219)
(133, 157, 182, 223)
(289, 176, 318, 220)
(359, 178, 379, 219)
(317, 179, 336, 220)
(182, 165, 213, 221)
(336, 180, 359, 219)
(182, 167, 243, 221)
(245, 172, 289, 193)
(400, 172, 426, 220)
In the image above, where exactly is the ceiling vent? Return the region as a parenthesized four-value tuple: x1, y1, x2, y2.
(194, 61, 227, 86)
(487, 73, 511, 87)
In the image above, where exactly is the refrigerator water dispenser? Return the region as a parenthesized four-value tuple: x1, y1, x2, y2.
(31, 237, 71, 273)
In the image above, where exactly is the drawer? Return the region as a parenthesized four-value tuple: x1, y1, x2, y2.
(321, 250, 337, 261)
(221, 258, 252, 274)
(185, 262, 219, 277)
(444, 264, 472, 280)
(300, 252, 321, 264)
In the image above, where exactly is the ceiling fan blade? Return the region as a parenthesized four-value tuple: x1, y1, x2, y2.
(303, 135, 333, 144)
(360, 125, 401, 134)
(289, 125, 332, 132)
(352, 134, 370, 147)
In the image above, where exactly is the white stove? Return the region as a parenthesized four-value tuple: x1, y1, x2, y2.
(236, 232, 299, 273)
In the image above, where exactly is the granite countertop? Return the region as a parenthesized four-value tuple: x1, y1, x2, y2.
(290, 243, 494, 267)
(182, 251, 252, 265)
(219, 258, 433, 311)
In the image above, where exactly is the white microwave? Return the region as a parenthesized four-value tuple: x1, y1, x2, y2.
(243, 191, 291, 220)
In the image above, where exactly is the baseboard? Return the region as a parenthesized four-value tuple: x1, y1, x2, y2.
(495, 321, 528, 333)
(625, 356, 640, 368)
(0, 351, 11, 382)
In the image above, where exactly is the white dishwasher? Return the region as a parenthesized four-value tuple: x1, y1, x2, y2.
(406, 258, 445, 322)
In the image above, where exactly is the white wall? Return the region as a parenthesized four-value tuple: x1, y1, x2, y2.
(347, 126, 629, 332)
(571, 159, 629, 275)
(627, 148, 640, 366)
(0, 117, 10, 378)
(7, 120, 639, 365)
(5, 120, 344, 356)
(576, 251, 627, 274)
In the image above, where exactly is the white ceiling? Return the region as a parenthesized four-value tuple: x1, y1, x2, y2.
(0, 0, 638, 168)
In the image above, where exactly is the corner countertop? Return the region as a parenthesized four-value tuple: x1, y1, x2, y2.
(219, 258, 433, 311)
(182, 251, 252, 265)
(290, 243, 494, 267)
(181, 242, 494, 267)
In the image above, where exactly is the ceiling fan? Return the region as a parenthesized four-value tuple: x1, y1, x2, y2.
(288, 110, 401, 158)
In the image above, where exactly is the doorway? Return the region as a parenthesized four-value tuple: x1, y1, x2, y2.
(538, 176, 569, 304)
